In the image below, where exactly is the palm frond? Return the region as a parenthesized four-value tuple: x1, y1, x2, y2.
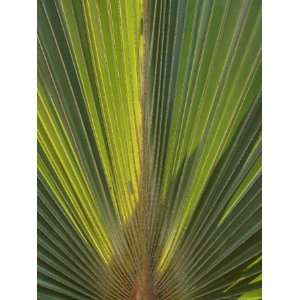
(38, 0, 262, 299)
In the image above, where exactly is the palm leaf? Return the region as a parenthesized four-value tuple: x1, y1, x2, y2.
(37, 0, 261, 299)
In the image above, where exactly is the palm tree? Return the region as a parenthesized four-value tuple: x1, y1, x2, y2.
(37, 0, 261, 299)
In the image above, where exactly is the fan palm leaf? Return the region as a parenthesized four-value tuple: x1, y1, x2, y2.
(37, 0, 261, 299)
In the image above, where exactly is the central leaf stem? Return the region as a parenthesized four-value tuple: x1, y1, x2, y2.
(132, 0, 156, 299)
